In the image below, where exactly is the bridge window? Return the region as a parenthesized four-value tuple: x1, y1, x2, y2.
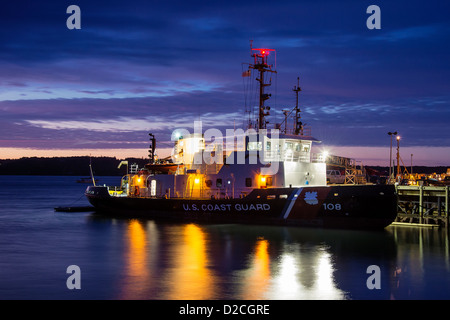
(285, 142, 293, 151)
(247, 141, 262, 151)
(150, 180, 156, 196)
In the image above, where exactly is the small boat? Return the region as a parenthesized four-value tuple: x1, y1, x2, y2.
(85, 45, 397, 229)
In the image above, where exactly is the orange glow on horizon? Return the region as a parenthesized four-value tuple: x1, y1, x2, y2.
(0, 147, 172, 160)
(0, 146, 448, 166)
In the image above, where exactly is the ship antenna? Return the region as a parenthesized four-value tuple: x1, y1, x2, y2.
(89, 155, 96, 186)
(149, 133, 156, 164)
(293, 77, 303, 135)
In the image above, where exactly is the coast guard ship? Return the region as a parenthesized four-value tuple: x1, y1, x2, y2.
(85, 46, 397, 229)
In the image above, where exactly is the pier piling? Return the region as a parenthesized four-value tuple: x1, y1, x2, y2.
(395, 185, 449, 228)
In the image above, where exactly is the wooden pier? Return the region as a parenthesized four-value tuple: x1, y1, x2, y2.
(394, 185, 449, 228)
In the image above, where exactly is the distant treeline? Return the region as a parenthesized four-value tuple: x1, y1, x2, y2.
(0, 156, 148, 176)
(0, 156, 447, 176)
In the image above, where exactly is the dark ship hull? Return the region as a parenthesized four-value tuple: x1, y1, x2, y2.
(86, 184, 397, 229)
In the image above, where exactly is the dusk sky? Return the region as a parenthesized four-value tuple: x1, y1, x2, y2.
(1, 0, 449, 166)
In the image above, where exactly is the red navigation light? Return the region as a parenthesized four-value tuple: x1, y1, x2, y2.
(251, 48, 275, 66)
(252, 48, 273, 57)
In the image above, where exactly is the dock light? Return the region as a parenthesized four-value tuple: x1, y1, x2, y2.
(194, 178, 200, 184)
(388, 131, 398, 184)
(260, 176, 266, 183)
(137, 177, 141, 183)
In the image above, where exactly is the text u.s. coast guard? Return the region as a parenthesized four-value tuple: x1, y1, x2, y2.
(182, 203, 271, 212)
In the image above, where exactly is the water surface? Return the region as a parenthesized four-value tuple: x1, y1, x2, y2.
(0, 176, 448, 300)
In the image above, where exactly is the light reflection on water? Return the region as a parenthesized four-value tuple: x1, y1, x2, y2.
(0, 176, 449, 300)
(114, 219, 350, 300)
(114, 220, 382, 300)
(110, 218, 450, 300)
(163, 224, 216, 300)
(239, 239, 270, 299)
(387, 226, 450, 299)
(119, 220, 151, 299)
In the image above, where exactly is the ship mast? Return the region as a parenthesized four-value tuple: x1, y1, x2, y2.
(249, 44, 277, 130)
(293, 77, 303, 135)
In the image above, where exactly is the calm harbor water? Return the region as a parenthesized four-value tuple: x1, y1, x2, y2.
(0, 175, 449, 300)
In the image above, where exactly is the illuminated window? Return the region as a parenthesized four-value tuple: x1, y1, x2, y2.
(150, 180, 156, 196)
(285, 142, 293, 150)
(247, 141, 262, 151)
